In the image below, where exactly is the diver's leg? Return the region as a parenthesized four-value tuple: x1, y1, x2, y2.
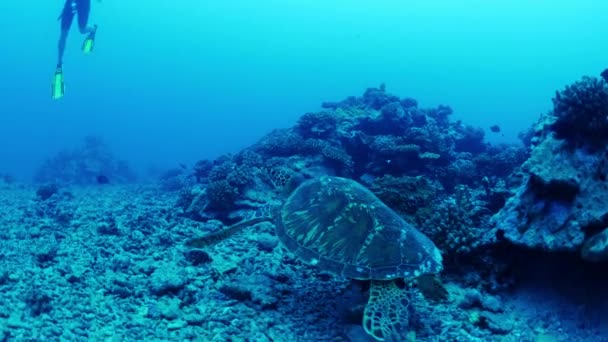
(78, 24, 96, 35)
(76, 0, 95, 34)
(57, 29, 69, 68)
(57, 1, 75, 68)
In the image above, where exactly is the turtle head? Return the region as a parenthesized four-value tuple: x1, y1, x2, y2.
(426, 244, 443, 274)
(281, 173, 309, 197)
(401, 227, 444, 278)
(416, 233, 444, 276)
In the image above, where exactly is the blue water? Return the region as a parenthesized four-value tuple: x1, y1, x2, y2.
(1, 0, 606, 179)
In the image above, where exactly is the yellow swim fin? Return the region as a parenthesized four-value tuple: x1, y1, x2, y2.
(52, 67, 65, 100)
(82, 26, 97, 54)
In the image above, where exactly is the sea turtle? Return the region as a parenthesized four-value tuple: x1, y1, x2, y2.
(187, 175, 443, 341)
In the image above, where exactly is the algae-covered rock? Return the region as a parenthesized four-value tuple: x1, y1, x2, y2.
(581, 227, 608, 262)
(488, 135, 608, 257)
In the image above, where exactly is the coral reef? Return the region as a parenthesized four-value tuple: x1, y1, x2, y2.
(9, 78, 608, 341)
(181, 84, 527, 259)
(487, 134, 608, 260)
(551, 76, 608, 148)
(369, 175, 439, 219)
(34, 136, 136, 185)
(296, 111, 338, 139)
(487, 75, 608, 262)
(170, 84, 547, 340)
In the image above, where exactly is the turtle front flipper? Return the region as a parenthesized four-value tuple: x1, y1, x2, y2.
(363, 280, 411, 341)
(185, 217, 270, 248)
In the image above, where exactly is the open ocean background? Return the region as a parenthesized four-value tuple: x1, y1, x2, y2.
(2, 2, 608, 341)
(1, 0, 607, 178)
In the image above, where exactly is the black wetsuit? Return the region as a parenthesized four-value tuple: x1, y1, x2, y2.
(60, 0, 91, 32)
(57, 0, 93, 68)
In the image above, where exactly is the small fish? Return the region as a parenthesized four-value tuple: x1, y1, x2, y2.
(489, 125, 501, 133)
(96, 175, 109, 184)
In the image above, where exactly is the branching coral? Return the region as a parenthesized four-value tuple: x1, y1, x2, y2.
(551, 76, 608, 147)
(202, 156, 259, 213)
(235, 150, 264, 169)
(254, 129, 306, 157)
(206, 180, 239, 211)
(297, 111, 338, 139)
(370, 175, 437, 218)
(193, 160, 213, 182)
(209, 160, 255, 191)
(357, 102, 413, 135)
(422, 196, 483, 254)
(474, 145, 528, 178)
(453, 124, 487, 153)
(369, 136, 420, 157)
(427, 105, 453, 129)
(361, 86, 400, 110)
(321, 95, 362, 110)
(320, 145, 353, 172)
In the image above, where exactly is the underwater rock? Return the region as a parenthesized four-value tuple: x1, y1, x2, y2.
(472, 311, 513, 335)
(184, 249, 212, 265)
(96, 221, 120, 236)
(96, 175, 109, 184)
(36, 183, 59, 201)
(255, 233, 278, 252)
(219, 274, 278, 309)
(24, 286, 53, 316)
(581, 227, 608, 262)
(459, 288, 503, 313)
(34, 136, 136, 184)
(601, 68, 608, 83)
(149, 262, 189, 296)
(488, 135, 608, 258)
(0, 173, 14, 184)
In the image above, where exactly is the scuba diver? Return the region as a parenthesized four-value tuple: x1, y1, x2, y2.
(52, 0, 100, 100)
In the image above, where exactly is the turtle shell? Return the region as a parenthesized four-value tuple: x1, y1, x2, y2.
(276, 176, 443, 280)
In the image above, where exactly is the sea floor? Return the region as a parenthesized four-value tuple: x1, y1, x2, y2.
(0, 181, 607, 342)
